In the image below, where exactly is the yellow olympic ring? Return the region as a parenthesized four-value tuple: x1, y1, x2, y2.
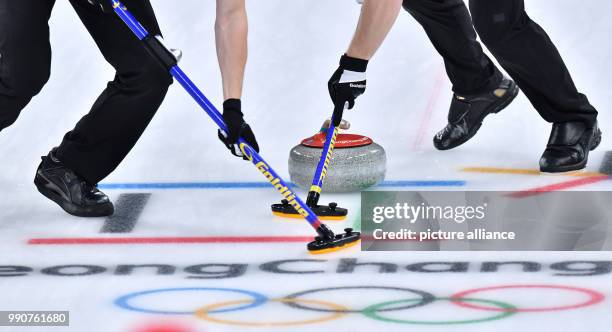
(195, 298, 348, 327)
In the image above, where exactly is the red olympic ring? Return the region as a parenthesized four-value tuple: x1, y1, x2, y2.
(450, 284, 605, 312)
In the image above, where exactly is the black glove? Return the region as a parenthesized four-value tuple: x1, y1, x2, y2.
(218, 99, 260, 160)
(86, 0, 113, 13)
(328, 54, 368, 125)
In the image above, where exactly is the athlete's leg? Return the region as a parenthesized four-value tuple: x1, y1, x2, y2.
(55, 0, 172, 184)
(403, 0, 501, 95)
(403, 0, 518, 150)
(470, 0, 600, 172)
(0, 0, 54, 131)
(469, 0, 597, 125)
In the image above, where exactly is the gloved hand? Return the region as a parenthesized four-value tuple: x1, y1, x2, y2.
(217, 99, 260, 160)
(328, 54, 368, 125)
(86, 0, 114, 13)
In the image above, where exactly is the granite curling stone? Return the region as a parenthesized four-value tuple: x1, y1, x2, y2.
(289, 130, 386, 193)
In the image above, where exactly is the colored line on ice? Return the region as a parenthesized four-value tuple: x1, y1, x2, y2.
(462, 167, 605, 177)
(28, 236, 315, 245)
(27, 235, 432, 245)
(508, 175, 610, 198)
(98, 180, 466, 190)
(413, 66, 446, 150)
(378, 180, 465, 187)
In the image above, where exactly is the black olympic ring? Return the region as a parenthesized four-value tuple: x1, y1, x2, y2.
(282, 286, 436, 313)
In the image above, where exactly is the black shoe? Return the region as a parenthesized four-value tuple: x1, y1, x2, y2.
(540, 121, 602, 173)
(434, 78, 519, 150)
(34, 149, 114, 217)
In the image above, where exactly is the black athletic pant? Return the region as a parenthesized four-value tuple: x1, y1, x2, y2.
(0, 0, 172, 184)
(403, 0, 503, 95)
(404, 0, 598, 125)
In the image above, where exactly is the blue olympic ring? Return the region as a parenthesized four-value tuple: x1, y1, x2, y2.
(114, 287, 268, 315)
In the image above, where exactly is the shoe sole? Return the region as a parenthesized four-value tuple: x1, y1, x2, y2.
(435, 82, 520, 151)
(34, 175, 114, 218)
(540, 127, 603, 174)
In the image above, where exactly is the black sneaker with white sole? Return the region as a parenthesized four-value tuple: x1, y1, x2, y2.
(34, 149, 114, 217)
(540, 121, 602, 173)
(434, 77, 519, 150)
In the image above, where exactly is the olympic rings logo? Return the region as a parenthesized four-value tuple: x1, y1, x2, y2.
(115, 284, 605, 326)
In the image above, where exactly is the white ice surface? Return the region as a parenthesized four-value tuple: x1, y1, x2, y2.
(1, 0, 611, 331)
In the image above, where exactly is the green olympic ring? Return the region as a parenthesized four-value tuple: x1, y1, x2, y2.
(362, 297, 517, 325)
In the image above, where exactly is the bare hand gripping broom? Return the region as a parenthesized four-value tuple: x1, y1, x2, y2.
(107, 0, 360, 253)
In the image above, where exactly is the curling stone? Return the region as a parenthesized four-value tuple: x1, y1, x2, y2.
(289, 129, 386, 193)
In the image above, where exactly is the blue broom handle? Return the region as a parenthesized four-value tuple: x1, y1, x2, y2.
(309, 123, 339, 194)
(109, 0, 323, 230)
